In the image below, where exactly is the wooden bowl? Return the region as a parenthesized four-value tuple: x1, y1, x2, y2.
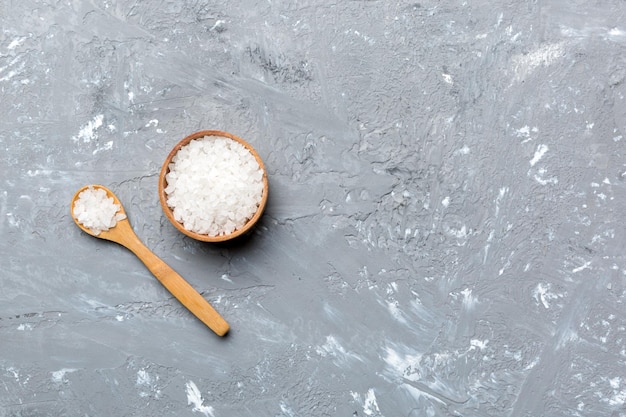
(158, 130, 269, 242)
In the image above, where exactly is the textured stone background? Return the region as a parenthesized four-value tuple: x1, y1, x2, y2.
(2, 0, 626, 416)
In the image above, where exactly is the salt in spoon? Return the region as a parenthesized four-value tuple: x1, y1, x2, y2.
(71, 184, 230, 337)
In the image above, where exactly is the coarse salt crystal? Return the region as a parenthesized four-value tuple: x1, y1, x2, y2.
(73, 186, 126, 235)
(164, 135, 264, 236)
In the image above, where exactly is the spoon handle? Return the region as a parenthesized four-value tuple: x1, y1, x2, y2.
(123, 236, 230, 336)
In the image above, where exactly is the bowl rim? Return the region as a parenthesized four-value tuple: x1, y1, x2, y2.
(158, 130, 269, 242)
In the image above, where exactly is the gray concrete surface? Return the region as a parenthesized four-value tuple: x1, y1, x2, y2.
(2, 0, 626, 416)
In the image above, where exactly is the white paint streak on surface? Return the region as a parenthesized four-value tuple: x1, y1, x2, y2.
(51, 368, 77, 383)
(92, 140, 113, 155)
(561, 25, 626, 43)
(516, 125, 538, 143)
(495, 187, 508, 217)
(72, 114, 104, 143)
(137, 369, 161, 398)
(351, 389, 384, 416)
(386, 300, 407, 325)
(607, 377, 626, 406)
(511, 42, 564, 82)
(609, 377, 621, 389)
(608, 27, 626, 37)
(470, 339, 488, 350)
(445, 224, 467, 239)
(461, 288, 477, 309)
(556, 327, 579, 350)
(279, 400, 296, 416)
(516, 125, 530, 138)
(349, 29, 375, 45)
(136, 369, 151, 386)
(316, 335, 363, 364)
(8, 37, 26, 50)
(0, 56, 25, 82)
(609, 388, 626, 406)
(533, 166, 559, 185)
(210, 20, 226, 31)
(572, 261, 591, 273)
(124, 80, 134, 102)
(383, 346, 421, 382)
(7, 367, 20, 381)
(363, 388, 382, 416)
(185, 380, 215, 417)
(533, 283, 561, 308)
(530, 144, 549, 166)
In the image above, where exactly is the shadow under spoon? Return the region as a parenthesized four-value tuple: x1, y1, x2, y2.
(70, 184, 230, 337)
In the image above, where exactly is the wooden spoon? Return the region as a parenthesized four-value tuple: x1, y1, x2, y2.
(70, 184, 230, 337)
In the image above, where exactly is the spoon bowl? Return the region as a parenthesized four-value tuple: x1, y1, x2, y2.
(71, 185, 130, 242)
(71, 184, 230, 337)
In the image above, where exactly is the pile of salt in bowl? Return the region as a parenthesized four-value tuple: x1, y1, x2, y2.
(163, 135, 264, 237)
(73, 186, 126, 235)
